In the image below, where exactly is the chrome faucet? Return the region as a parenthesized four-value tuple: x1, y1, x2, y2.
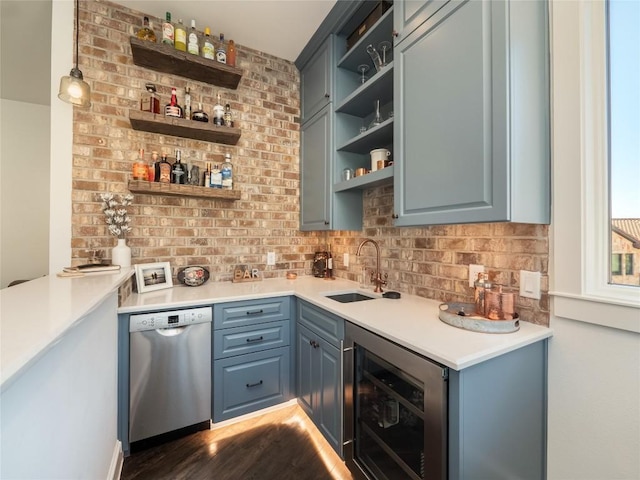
(356, 238, 388, 293)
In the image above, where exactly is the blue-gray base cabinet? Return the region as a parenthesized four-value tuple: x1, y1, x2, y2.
(393, 0, 550, 226)
(448, 340, 547, 479)
(296, 300, 344, 457)
(213, 297, 293, 422)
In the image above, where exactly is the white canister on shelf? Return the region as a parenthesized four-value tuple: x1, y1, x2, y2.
(370, 148, 391, 171)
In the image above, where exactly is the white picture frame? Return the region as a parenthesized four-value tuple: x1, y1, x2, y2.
(134, 262, 173, 293)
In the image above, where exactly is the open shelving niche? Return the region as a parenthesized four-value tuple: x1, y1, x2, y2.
(333, 5, 395, 194)
(128, 37, 243, 200)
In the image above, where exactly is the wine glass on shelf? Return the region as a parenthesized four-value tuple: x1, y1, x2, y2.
(369, 99, 384, 129)
(378, 41, 392, 66)
(358, 64, 370, 84)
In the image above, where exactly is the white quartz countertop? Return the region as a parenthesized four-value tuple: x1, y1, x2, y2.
(0, 269, 134, 389)
(119, 276, 552, 370)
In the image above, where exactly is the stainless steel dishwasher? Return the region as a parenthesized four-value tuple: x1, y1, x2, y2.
(129, 306, 212, 444)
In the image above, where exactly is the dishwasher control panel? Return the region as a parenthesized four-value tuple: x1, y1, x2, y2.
(129, 306, 212, 332)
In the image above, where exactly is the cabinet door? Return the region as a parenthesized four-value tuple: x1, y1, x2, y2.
(213, 347, 290, 422)
(394, 0, 510, 226)
(394, 0, 452, 45)
(301, 37, 333, 124)
(296, 324, 315, 415)
(300, 104, 332, 231)
(316, 337, 342, 456)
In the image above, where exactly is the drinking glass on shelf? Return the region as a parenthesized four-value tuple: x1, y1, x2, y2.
(378, 41, 392, 66)
(358, 64, 370, 84)
(369, 99, 384, 129)
(366, 44, 383, 72)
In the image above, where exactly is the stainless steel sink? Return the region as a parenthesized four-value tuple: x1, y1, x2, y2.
(325, 292, 377, 303)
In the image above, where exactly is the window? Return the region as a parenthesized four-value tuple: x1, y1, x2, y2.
(624, 253, 634, 276)
(608, 0, 640, 287)
(550, 0, 639, 333)
(611, 254, 622, 275)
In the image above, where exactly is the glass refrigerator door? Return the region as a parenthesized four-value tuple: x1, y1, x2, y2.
(355, 348, 426, 480)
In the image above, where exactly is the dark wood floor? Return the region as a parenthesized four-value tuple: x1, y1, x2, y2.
(121, 403, 354, 480)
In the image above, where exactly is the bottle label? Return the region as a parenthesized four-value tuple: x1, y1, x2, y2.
(175, 29, 186, 44)
(162, 23, 174, 44)
(132, 162, 147, 180)
(203, 42, 214, 60)
(216, 50, 227, 64)
(221, 166, 232, 189)
(159, 163, 171, 183)
(165, 105, 181, 118)
(188, 33, 199, 54)
(211, 172, 222, 188)
(172, 165, 185, 183)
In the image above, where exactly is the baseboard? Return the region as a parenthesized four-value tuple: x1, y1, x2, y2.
(210, 399, 298, 430)
(107, 440, 123, 480)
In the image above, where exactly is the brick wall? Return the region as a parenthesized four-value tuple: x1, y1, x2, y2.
(71, 0, 549, 325)
(72, 0, 324, 280)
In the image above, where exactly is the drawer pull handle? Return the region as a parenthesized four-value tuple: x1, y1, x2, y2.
(246, 336, 264, 343)
(246, 309, 264, 315)
(310, 340, 319, 349)
(246, 380, 263, 388)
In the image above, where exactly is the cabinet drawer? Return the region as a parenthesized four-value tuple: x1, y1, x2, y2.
(213, 347, 290, 422)
(214, 297, 290, 330)
(297, 300, 344, 346)
(213, 320, 290, 359)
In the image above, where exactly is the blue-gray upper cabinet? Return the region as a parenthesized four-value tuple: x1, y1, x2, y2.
(301, 37, 333, 125)
(393, 0, 550, 226)
(393, 0, 451, 45)
(300, 104, 332, 231)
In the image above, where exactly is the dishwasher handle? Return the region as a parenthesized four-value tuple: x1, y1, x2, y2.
(156, 326, 187, 337)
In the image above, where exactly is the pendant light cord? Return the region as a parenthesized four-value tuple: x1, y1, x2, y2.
(74, 0, 80, 70)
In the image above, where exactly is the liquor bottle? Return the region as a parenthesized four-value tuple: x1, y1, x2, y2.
(216, 33, 227, 64)
(221, 154, 233, 190)
(204, 162, 211, 187)
(227, 39, 236, 67)
(158, 154, 171, 183)
(132, 149, 148, 180)
(212, 93, 225, 126)
(136, 16, 156, 42)
(174, 19, 187, 51)
(202, 27, 215, 60)
(191, 103, 209, 122)
(164, 87, 183, 118)
(183, 87, 192, 120)
(187, 20, 200, 55)
(148, 151, 158, 181)
(172, 150, 186, 184)
(161, 12, 174, 45)
(211, 164, 222, 188)
(223, 103, 233, 127)
(326, 244, 333, 278)
(140, 83, 160, 114)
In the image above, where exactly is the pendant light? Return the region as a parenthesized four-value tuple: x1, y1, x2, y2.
(58, 0, 91, 107)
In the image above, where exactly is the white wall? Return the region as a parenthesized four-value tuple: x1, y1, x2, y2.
(547, 318, 640, 479)
(0, 292, 120, 479)
(547, 1, 640, 478)
(0, 100, 51, 288)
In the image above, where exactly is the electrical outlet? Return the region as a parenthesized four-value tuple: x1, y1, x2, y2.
(468, 264, 485, 287)
(344, 253, 349, 267)
(267, 252, 276, 266)
(520, 270, 541, 299)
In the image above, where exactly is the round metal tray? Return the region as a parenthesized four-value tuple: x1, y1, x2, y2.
(438, 302, 520, 334)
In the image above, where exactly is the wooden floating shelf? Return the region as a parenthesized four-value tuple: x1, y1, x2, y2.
(128, 180, 241, 200)
(130, 37, 242, 89)
(129, 110, 241, 145)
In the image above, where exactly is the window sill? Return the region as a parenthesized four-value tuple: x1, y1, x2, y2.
(551, 291, 640, 333)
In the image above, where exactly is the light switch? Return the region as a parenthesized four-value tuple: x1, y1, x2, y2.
(520, 270, 541, 299)
(468, 264, 485, 287)
(267, 252, 276, 266)
(344, 253, 349, 267)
